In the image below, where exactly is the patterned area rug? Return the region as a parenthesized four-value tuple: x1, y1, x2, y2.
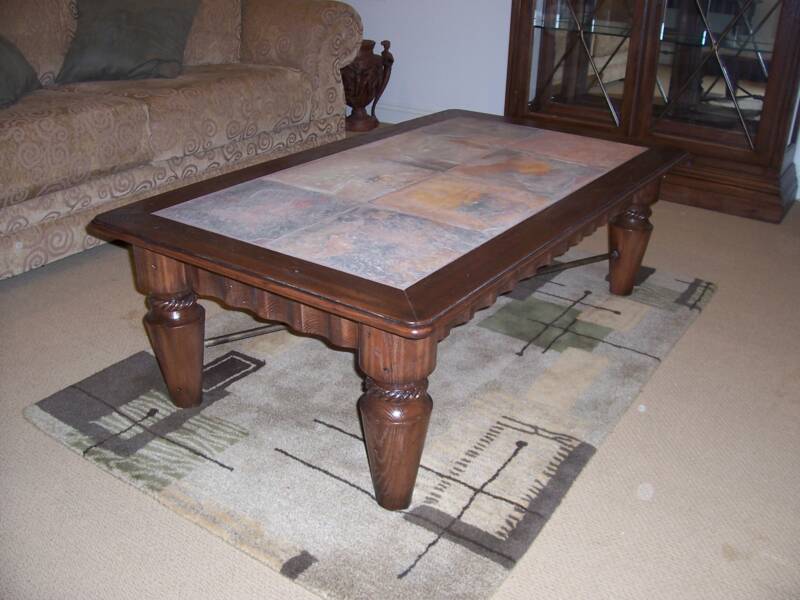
(24, 252, 714, 600)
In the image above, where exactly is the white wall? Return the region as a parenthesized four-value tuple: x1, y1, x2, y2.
(344, 0, 514, 124)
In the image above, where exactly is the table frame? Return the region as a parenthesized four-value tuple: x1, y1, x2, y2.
(91, 110, 684, 510)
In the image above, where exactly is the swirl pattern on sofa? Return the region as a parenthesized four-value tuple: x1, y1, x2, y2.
(0, 90, 153, 209)
(56, 64, 314, 162)
(241, 0, 363, 122)
(0, 115, 345, 278)
(0, 0, 362, 280)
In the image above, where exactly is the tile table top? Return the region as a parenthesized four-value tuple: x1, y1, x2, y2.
(156, 117, 645, 289)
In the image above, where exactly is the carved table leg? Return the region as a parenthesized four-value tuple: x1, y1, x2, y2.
(357, 327, 437, 510)
(133, 247, 205, 408)
(608, 188, 656, 296)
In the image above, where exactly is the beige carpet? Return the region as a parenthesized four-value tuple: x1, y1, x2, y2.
(2, 201, 799, 599)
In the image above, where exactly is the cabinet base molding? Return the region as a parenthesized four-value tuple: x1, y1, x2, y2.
(662, 161, 797, 224)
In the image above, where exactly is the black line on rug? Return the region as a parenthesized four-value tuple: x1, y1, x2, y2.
(75, 386, 235, 471)
(309, 422, 593, 573)
(403, 506, 517, 568)
(273, 448, 375, 500)
(501, 440, 596, 559)
(498, 416, 583, 446)
(83, 408, 159, 456)
(516, 291, 591, 357)
(398, 440, 528, 579)
(313, 418, 362, 441)
(539, 317, 579, 354)
(274, 436, 522, 566)
(499, 422, 576, 447)
(313, 419, 537, 515)
(521, 316, 662, 362)
(404, 419, 597, 569)
(533, 289, 621, 314)
(418, 467, 537, 515)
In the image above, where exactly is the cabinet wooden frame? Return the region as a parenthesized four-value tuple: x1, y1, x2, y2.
(504, 0, 800, 222)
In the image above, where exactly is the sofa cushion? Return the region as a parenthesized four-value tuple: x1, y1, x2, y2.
(0, 89, 153, 209)
(58, 63, 314, 162)
(184, 0, 241, 66)
(57, 0, 201, 83)
(0, 35, 42, 108)
(240, 0, 362, 122)
(0, 0, 76, 86)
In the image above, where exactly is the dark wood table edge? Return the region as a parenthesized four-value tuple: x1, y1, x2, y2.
(90, 110, 685, 340)
(88, 109, 684, 511)
(405, 146, 686, 339)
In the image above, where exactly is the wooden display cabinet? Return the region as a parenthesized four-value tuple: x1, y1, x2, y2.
(505, 0, 800, 222)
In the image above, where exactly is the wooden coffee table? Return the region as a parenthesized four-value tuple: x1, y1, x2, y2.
(90, 110, 683, 510)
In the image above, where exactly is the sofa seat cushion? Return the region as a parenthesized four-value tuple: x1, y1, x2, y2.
(0, 89, 153, 209)
(58, 63, 314, 162)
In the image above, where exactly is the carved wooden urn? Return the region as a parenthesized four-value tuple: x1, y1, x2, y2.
(341, 39, 394, 132)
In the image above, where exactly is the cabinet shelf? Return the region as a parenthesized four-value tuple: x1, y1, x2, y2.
(532, 22, 776, 54)
(508, 0, 799, 222)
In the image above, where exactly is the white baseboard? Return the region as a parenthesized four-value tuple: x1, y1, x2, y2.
(372, 103, 441, 124)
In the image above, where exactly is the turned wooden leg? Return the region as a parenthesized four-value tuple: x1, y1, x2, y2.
(609, 199, 654, 296)
(133, 247, 205, 408)
(357, 327, 437, 510)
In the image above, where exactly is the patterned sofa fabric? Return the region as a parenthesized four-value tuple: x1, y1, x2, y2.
(183, 0, 242, 66)
(57, 64, 314, 162)
(0, 115, 345, 278)
(0, 0, 363, 280)
(0, 89, 153, 209)
(241, 0, 363, 122)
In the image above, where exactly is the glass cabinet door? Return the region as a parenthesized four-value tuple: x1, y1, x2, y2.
(649, 0, 783, 149)
(529, 0, 638, 128)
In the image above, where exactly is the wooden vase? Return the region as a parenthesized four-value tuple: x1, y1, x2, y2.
(341, 40, 394, 132)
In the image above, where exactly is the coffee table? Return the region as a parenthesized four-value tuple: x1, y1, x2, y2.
(90, 110, 684, 510)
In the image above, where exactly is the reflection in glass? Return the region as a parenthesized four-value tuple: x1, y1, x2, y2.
(784, 76, 799, 149)
(529, 0, 635, 127)
(652, 0, 782, 148)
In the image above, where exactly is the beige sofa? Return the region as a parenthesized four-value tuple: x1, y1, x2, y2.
(0, 0, 362, 279)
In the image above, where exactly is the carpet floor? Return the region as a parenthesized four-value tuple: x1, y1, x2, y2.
(1, 200, 799, 599)
(21, 251, 712, 600)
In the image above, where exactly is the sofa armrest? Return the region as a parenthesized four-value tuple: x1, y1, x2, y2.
(241, 0, 363, 122)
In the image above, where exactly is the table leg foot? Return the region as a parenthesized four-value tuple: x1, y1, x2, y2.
(608, 203, 653, 296)
(358, 327, 437, 510)
(358, 378, 432, 510)
(144, 291, 205, 408)
(134, 247, 205, 409)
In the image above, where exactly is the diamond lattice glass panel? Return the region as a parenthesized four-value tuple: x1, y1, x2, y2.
(530, 0, 635, 127)
(652, 0, 782, 147)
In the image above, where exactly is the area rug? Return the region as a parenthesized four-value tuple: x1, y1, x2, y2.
(24, 251, 715, 600)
